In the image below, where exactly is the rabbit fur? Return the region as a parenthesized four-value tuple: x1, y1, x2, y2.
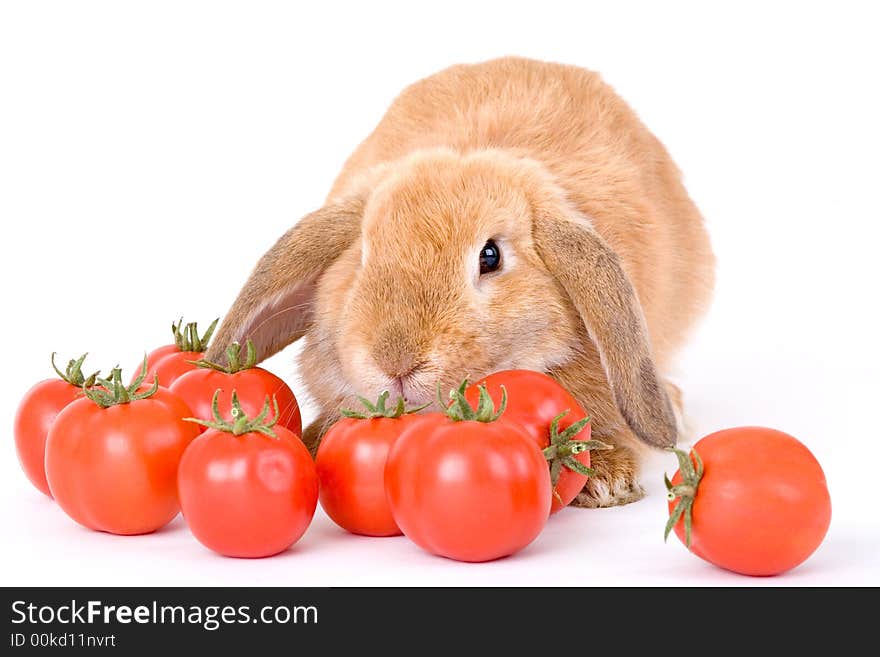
(205, 57, 715, 508)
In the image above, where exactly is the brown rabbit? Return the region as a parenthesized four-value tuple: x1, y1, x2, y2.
(206, 57, 715, 507)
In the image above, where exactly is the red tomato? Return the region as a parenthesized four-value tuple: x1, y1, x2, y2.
(143, 343, 177, 372)
(385, 385, 551, 562)
(150, 350, 206, 385)
(666, 426, 832, 576)
(45, 366, 200, 535)
(14, 353, 100, 497)
(466, 370, 607, 514)
(139, 318, 218, 386)
(316, 393, 426, 537)
(170, 340, 301, 437)
(178, 392, 318, 557)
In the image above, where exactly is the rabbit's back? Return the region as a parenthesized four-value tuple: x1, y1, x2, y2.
(329, 57, 714, 363)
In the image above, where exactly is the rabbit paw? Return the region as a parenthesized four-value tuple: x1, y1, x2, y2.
(570, 443, 645, 508)
(572, 476, 645, 508)
(302, 414, 339, 457)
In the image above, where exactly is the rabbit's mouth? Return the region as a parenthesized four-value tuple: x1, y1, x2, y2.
(349, 352, 479, 411)
(386, 369, 439, 409)
(388, 376, 408, 403)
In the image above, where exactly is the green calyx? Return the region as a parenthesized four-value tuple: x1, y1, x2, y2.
(542, 411, 612, 488)
(440, 379, 506, 423)
(51, 352, 100, 387)
(171, 317, 219, 352)
(83, 356, 159, 408)
(190, 340, 257, 374)
(185, 390, 280, 438)
(340, 390, 431, 419)
(664, 447, 704, 548)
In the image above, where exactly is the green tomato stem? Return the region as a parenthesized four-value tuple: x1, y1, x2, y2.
(189, 339, 258, 374)
(51, 352, 100, 387)
(169, 317, 219, 352)
(664, 447, 704, 548)
(184, 390, 280, 438)
(339, 390, 432, 419)
(440, 379, 507, 423)
(541, 411, 611, 486)
(82, 356, 159, 408)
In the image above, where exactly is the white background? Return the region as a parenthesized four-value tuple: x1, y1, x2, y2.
(1, 1, 878, 586)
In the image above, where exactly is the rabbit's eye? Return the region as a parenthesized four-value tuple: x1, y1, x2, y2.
(479, 240, 502, 275)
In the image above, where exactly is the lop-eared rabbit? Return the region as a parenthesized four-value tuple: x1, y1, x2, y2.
(206, 57, 715, 507)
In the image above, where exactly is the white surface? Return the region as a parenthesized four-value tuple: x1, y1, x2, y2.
(1, 1, 878, 586)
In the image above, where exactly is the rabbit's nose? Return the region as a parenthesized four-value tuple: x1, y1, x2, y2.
(371, 328, 426, 380)
(375, 351, 421, 381)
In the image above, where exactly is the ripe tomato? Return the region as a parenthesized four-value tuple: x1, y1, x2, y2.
(385, 384, 551, 562)
(14, 353, 100, 498)
(465, 371, 609, 514)
(666, 426, 832, 576)
(45, 364, 200, 535)
(178, 392, 318, 558)
(139, 317, 218, 386)
(316, 393, 427, 537)
(170, 340, 301, 437)
(144, 343, 177, 371)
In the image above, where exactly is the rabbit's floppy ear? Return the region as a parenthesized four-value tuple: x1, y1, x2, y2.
(206, 198, 363, 364)
(533, 208, 677, 448)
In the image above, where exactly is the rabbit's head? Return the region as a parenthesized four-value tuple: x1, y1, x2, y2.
(207, 148, 677, 447)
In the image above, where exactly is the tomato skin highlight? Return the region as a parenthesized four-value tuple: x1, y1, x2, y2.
(316, 414, 424, 537)
(14, 379, 83, 497)
(385, 414, 551, 562)
(170, 368, 301, 437)
(466, 370, 592, 514)
(668, 426, 832, 577)
(44, 387, 200, 535)
(178, 425, 318, 558)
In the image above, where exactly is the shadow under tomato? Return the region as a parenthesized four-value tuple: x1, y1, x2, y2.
(66, 513, 189, 539)
(192, 538, 323, 562)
